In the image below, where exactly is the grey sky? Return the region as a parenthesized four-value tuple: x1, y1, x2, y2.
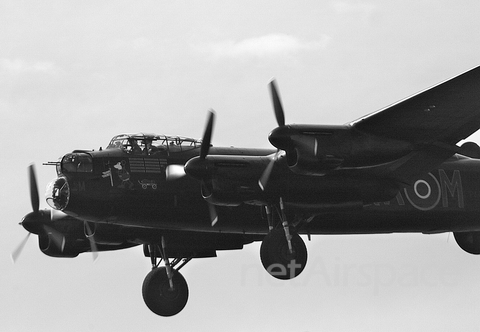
(2, 1, 480, 331)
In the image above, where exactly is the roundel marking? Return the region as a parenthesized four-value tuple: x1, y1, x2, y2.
(404, 172, 441, 211)
(414, 179, 431, 199)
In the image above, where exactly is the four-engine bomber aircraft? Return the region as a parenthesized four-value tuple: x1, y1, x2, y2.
(14, 66, 480, 316)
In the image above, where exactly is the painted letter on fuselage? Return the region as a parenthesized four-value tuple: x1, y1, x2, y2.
(439, 169, 464, 208)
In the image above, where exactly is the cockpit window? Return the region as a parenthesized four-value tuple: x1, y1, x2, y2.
(62, 153, 93, 173)
(106, 133, 201, 155)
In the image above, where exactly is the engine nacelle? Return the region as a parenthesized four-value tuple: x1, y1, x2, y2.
(459, 142, 480, 158)
(186, 154, 267, 205)
(270, 125, 349, 176)
(454, 231, 480, 255)
(269, 124, 414, 176)
(37, 218, 137, 258)
(39, 233, 86, 258)
(201, 179, 256, 206)
(287, 145, 344, 176)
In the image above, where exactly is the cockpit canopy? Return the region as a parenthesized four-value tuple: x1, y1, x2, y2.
(106, 133, 201, 155)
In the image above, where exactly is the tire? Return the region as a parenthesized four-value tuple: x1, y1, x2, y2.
(260, 228, 307, 280)
(142, 267, 189, 316)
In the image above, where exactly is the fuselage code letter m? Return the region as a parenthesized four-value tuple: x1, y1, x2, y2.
(439, 169, 464, 208)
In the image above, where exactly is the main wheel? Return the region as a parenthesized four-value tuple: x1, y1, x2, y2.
(260, 228, 307, 280)
(142, 267, 189, 316)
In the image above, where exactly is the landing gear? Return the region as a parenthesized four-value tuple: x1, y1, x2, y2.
(142, 237, 192, 316)
(142, 267, 189, 317)
(260, 228, 307, 279)
(260, 198, 308, 280)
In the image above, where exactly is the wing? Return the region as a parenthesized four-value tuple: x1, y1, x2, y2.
(351, 66, 480, 145)
(349, 66, 480, 183)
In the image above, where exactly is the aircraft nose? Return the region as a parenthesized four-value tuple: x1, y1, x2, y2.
(45, 177, 70, 210)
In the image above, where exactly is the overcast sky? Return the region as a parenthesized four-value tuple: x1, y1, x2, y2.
(3, 1, 480, 331)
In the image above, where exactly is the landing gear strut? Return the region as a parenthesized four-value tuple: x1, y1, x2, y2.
(260, 198, 308, 280)
(142, 237, 191, 316)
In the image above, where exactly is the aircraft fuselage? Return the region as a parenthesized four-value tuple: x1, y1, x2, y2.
(47, 144, 480, 236)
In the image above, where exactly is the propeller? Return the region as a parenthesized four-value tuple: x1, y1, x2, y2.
(270, 79, 285, 127)
(182, 111, 219, 225)
(29, 164, 39, 213)
(11, 233, 31, 263)
(12, 165, 42, 262)
(258, 151, 281, 191)
(200, 110, 215, 159)
(258, 80, 286, 191)
(208, 202, 219, 226)
(50, 209, 68, 221)
(191, 110, 219, 226)
(202, 111, 219, 225)
(84, 222, 99, 262)
(44, 225, 66, 252)
(13, 164, 98, 262)
(165, 164, 186, 181)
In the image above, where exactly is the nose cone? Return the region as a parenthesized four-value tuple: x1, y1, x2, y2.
(268, 126, 292, 150)
(21, 210, 50, 234)
(184, 156, 209, 180)
(45, 177, 70, 210)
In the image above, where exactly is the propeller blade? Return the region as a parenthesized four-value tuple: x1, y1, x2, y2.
(196, 111, 219, 226)
(44, 225, 65, 253)
(200, 181, 218, 226)
(50, 209, 68, 221)
(28, 164, 39, 213)
(269, 80, 285, 127)
(84, 222, 99, 262)
(165, 164, 186, 181)
(200, 110, 215, 159)
(208, 202, 219, 226)
(258, 151, 279, 191)
(11, 232, 31, 263)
